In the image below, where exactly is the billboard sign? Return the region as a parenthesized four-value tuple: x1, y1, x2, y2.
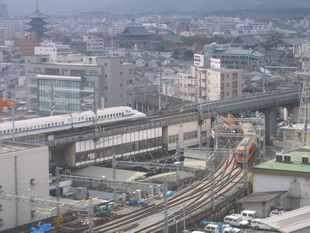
(194, 54, 204, 67)
(210, 58, 221, 69)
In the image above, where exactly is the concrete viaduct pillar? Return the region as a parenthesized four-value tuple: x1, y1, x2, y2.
(283, 105, 299, 124)
(264, 108, 277, 146)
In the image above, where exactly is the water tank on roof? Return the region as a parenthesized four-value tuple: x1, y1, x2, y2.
(302, 155, 309, 164)
(283, 154, 291, 163)
(275, 153, 283, 162)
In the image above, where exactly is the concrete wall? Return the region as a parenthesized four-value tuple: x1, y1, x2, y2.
(253, 173, 310, 210)
(0, 145, 49, 231)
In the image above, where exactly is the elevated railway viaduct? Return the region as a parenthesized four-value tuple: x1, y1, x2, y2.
(14, 89, 299, 169)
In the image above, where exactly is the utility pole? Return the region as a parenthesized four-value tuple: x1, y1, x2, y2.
(183, 204, 186, 231)
(175, 144, 181, 188)
(50, 83, 55, 116)
(112, 154, 117, 201)
(55, 166, 62, 217)
(163, 176, 169, 233)
(12, 92, 15, 141)
(210, 157, 215, 211)
(159, 67, 162, 112)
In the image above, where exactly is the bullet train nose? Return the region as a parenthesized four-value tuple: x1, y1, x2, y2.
(136, 112, 146, 118)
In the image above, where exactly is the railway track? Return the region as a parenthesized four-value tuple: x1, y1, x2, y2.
(94, 152, 243, 233)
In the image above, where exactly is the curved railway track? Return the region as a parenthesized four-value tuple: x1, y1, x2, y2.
(94, 153, 243, 232)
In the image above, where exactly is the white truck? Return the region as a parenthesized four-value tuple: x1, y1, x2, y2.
(232, 210, 258, 222)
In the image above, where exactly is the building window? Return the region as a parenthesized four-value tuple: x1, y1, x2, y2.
(120, 72, 122, 75)
(45, 68, 60, 75)
(232, 73, 238, 80)
(226, 83, 230, 87)
(105, 86, 107, 90)
(105, 63, 107, 66)
(232, 89, 238, 97)
(33, 67, 42, 73)
(232, 81, 238, 88)
(226, 74, 230, 79)
(221, 74, 224, 81)
(120, 83, 122, 87)
(70, 69, 85, 76)
(89, 70, 98, 75)
(105, 75, 107, 78)
(226, 92, 229, 97)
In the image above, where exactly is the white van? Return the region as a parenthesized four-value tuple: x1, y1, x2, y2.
(240, 210, 258, 222)
(62, 192, 76, 199)
(223, 215, 249, 228)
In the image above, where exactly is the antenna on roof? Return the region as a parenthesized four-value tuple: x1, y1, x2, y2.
(36, 0, 39, 11)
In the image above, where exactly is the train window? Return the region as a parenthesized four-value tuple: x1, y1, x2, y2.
(104, 115, 106, 118)
(122, 112, 124, 116)
(82, 117, 84, 120)
(62, 122, 64, 124)
(26, 127, 29, 130)
(3, 130, 6, 133)
(48, 124, 50, 127)
(41, 125, 43, 128)
(15, 129, 18, 132)
(30, 126, 32, 129)
(0, 131, 2, 134)
(23, 127, 25, 130)
(19, 128, 21, 131)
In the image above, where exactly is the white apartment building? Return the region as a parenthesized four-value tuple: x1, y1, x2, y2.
(34, 40, 71, 62)
(0, 142, 49, 231)
(163, 65, 243, 103)
(0, 20, 24, 40)
(83, 35, 104, 53)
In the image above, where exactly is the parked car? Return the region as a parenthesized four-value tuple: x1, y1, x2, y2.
(269, 209, 286, 217)
(251, 219, 273, 231)
(223, 215, 249, 228)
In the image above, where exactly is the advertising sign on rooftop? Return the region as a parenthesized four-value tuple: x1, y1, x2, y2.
(194, 54, 204, 67)
(210, 58, 221, 69)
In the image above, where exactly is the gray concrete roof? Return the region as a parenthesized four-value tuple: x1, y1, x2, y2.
(72, 166, 146, 182)
(260, 205, 310, 233)
(236, 191, 287, 203)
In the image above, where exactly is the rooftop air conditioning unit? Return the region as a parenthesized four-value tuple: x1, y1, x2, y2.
(275, 153, 283, 162)
(302, 155, 309, 164)
(283, 154, 291, 163)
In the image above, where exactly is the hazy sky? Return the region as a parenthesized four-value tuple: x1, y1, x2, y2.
(4, 0, 310, 16)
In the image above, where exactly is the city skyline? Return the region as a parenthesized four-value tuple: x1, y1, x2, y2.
(3, 0, 310, 16)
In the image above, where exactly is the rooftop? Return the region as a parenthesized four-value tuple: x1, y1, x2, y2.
(72, 166, 146, 182)
(0, 141, 43, 154)
(236, 191, 287, 203)
(260, 205, 310, 233)
(221, 49, 264, 57)
(272, 28, 297, 34)
(251, 145, 310, 175)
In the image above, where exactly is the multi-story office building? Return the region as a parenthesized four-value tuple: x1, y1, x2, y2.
(83, 35, 104, 53)
(34, 41, 71, 62)
(25, 55, 134, 115)
(203, 43, 264, 71)
(35, 75, 90, 115)
(0, 20, 24, 40)
(163, 56, 243, 103)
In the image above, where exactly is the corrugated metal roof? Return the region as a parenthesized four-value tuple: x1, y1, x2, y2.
(260, 205, 310, 233)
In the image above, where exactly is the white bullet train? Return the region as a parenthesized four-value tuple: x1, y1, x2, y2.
(0, 106, 146, 139)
